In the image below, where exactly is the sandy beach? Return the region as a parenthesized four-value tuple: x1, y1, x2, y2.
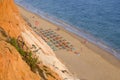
(18, 6, 120, 80)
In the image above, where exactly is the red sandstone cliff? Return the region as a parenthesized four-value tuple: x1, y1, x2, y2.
(0, 36, 41, 80)
(0, 0, 24, 37)
(0, 0, 41, 80)
(0, 0, 61, 80)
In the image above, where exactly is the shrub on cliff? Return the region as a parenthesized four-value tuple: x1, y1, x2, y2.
(9, 38, 38, 72)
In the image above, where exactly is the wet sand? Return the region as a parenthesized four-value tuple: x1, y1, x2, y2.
(18, 6, 120, 80)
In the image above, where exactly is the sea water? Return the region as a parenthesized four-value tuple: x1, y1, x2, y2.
(15, 0, 120, 59)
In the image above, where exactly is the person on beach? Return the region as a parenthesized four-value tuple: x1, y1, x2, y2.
(83, 40, 88, 44)
(74, 51, 80, 56)
(56, 27, 60, 31)
(32, 16, 35, 18)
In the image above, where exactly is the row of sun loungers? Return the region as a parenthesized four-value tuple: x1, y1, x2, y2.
(36, 28, 75, 52)
(30, 26, 80, 55)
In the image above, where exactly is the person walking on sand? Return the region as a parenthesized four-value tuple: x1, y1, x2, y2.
(83, 40, 88, 44)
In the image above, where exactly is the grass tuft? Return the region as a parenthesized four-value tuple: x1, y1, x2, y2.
(9, 38, 38, 72)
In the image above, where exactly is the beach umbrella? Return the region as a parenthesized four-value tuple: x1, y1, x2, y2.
(35, 21, 39, 26)
(66, 42, 70, 44)
(40, 28, 43, 31)
(72, 47, 75, 51)
(56, 27, 60, 31)
(74, 51, 80, 55)
(50, 35, 53, 38)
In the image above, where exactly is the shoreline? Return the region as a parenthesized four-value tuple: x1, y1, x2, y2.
(16, 3, 120, 61)
(17, 4, 120, 80)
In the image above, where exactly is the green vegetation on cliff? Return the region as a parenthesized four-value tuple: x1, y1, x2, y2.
(9, 38, 38, 72)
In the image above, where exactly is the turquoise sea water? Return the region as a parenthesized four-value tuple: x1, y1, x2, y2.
(15, 0, 120, 59)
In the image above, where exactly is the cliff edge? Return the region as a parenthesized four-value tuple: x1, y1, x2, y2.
(0, 0, 61, 80)
(0, 29, 41, 80)
(0, 0, 75, 80)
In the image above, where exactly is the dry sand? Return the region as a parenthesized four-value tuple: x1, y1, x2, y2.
(18, 6, 120, 80)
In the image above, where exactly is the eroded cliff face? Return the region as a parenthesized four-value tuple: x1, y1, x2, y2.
(0, 0, 74, 79)
(0, 0, 62, 80)
(0, 32, 41, 80)
(0, 0, 41, 79)
(0, 0, 24, 37)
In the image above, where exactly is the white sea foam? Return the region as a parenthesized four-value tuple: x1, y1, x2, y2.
(15, 1, 120, 60)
